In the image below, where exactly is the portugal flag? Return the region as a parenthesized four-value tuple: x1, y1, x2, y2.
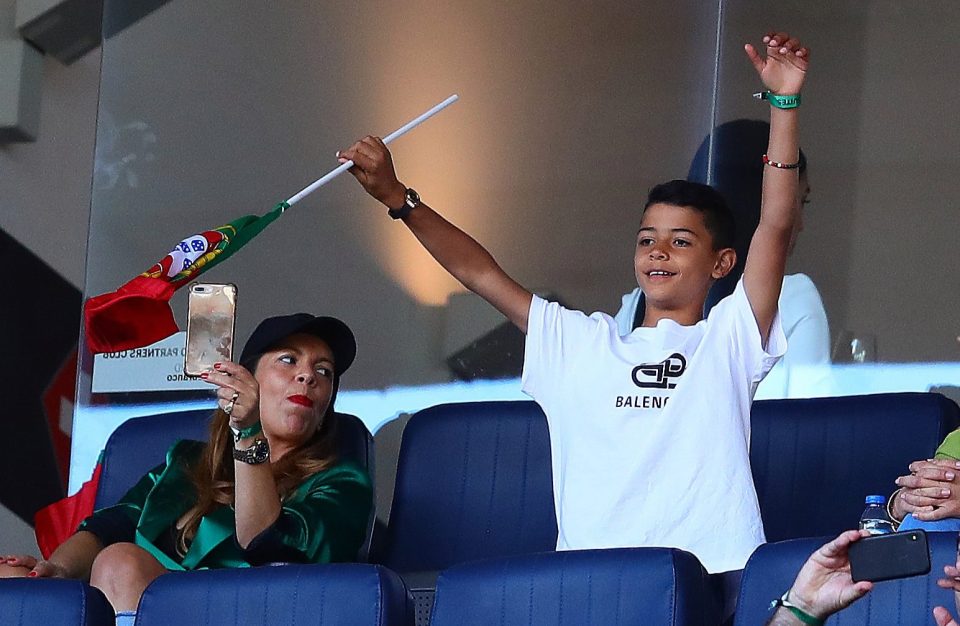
(84, 202, 287, 354)
(83, 95, 458, 354)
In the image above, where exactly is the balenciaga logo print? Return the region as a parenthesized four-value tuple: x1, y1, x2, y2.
(631, 353, 687, 389)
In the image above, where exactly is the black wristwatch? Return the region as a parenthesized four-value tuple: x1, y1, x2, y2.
(233, 438, 270, 465)
(388, 187, 421, 220)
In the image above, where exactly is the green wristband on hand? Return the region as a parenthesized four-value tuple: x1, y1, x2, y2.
(754, 91, 802, 109)
(770, 591, 824, 626)
(231, 421, 262, 442)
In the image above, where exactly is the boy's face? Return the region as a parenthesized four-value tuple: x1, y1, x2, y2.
(634, 203, 735, 314)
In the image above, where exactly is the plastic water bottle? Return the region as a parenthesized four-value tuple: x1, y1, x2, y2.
(859, 494, 896, 534)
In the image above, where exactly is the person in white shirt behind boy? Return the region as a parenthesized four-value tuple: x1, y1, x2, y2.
(339, 29, 810, 622)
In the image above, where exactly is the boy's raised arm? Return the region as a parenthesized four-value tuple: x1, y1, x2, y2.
(742, 30, 810, 345)
(339, 136, 533, 332)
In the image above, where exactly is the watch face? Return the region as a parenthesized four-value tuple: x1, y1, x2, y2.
(405, 188, 420, 207)
(235, 439, 270, 464)
(253, 440, 270, 463)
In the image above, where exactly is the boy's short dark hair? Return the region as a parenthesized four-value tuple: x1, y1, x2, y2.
(643, 179, 736, 250)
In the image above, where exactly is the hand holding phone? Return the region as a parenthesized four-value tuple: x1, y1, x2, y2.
(848, 529, 931, 583)
(184, 283, 237, 376)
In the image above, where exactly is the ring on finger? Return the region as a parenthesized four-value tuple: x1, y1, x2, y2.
(223, 390, 240, 415)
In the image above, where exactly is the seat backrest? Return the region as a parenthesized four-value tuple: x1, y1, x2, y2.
(0, 579, 114, 626)
(735, 532, 958, 625)
(96, 409, 372, 509)
(136, 563, 411, 626)
(371, 401, 557, 573)
(750, 392, 960, 542)
(430, 548, 718, 626)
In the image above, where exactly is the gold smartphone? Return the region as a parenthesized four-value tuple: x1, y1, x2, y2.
(184, 282, 238, 377)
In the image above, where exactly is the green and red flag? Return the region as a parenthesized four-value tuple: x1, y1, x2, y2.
(34, 453, 103, 558)
(83, 95, 458, 354)
(84, 202, 287, 353)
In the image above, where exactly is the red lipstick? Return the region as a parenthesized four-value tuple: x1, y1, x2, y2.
(287, 395, 314, 408)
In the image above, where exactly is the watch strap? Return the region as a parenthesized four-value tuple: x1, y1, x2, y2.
(233, 438, 270, 464)
(388, 188, 420, 220)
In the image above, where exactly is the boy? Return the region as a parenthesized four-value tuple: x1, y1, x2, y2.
(341, 29, 808, 612)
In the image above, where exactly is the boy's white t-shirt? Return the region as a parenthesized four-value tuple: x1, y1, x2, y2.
(613, 274, 831, 400)
(521, 280, 786, 573)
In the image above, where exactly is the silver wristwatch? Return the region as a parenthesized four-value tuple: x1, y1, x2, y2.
(388, 187, 421, 220)
(233, 438, 270, 464)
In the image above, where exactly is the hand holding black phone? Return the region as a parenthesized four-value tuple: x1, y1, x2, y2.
(848, 530, 931, 583)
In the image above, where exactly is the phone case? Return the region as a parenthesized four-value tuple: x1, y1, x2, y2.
(848, 530, 931, 583)
(184, 283, 237, 376)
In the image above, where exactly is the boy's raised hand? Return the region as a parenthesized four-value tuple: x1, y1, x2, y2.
(338, 136, 407, 210)
(744, 31, 809, 95)
(739, 30, 807, 346)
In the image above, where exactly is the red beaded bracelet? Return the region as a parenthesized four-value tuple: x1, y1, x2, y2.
(762, 154, 801, 170)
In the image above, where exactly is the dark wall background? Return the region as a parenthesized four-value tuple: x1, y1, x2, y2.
(0, 228, 80, 522)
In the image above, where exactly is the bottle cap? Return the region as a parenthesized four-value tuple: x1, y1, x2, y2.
(865, 494, 886, 505)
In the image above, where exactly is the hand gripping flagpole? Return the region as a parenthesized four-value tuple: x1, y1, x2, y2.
(284, 94, 459, 208)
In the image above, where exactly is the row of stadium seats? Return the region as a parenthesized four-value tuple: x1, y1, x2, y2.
(3, 531, 959, 625)
(1, 392, 958, 624)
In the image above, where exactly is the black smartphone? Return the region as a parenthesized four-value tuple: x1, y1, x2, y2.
(848, 530, 931, 583)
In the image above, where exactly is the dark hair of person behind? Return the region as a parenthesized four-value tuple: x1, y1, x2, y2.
(687, 118, 807, 314)
(176, 355, 341, 555)
(643, 179, 736, 250)
(630, 120, 807, 330)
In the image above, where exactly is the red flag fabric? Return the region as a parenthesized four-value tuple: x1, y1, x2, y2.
(34, 459, 103, 559)
(84, 203, 287, 354)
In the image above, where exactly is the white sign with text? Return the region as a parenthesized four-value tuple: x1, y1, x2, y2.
(92, 332, 210, 392)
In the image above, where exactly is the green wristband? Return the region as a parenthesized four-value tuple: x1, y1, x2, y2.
(785, 605, 823, 626)
(754, 91, 801, 109)
(770, 591, 824, 626)
(231, 421, 262, 442)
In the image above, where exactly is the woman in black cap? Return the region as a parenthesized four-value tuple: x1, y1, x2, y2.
(0, 314, 371, 621)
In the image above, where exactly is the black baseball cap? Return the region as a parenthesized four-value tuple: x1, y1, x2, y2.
(239, 313, 357, 375)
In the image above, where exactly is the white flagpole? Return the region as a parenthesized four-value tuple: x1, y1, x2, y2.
(285, 94, 459, 207)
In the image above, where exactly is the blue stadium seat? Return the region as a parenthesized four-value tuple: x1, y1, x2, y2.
(735, 532, 958, 625)
(135, 563, 412, 626)
(430, 548, 719, 626)
(95, 408, 211, 509)
(0, 579, 113, 626)
(94, 408, 375, 561)
(370, 401, 557, 573)
(370, 401, 556, 626)
(750, 392, 960, 542)
(96, 409, 373, 509)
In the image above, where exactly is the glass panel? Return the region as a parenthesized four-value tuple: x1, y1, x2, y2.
(714, 1, 960, 399)
(74, 1, 723, 488)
